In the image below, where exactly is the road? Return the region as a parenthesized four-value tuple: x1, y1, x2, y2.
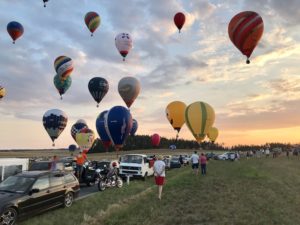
(77, 183, 99, 200)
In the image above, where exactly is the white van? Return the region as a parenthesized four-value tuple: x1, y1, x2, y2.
(0, 158, 29, 182)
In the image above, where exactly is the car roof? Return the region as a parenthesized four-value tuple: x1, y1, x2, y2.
(16, 170, 66, 178)
(121, 154, 147, 157)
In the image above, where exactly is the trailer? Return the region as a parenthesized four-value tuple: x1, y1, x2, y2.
(0, 158, 29, 182)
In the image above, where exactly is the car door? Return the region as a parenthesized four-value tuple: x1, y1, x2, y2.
(48, 173, 65, 206)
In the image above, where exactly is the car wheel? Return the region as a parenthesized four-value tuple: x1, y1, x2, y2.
(142, 172, 148, 181)
(98, 180, 106, 191)
(0, 207, 18, 225)
(63, 192, 74, 208)
(116, 177, 123, 188)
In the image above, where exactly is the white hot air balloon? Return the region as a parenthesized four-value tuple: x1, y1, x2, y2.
(115, 33, 133, 61)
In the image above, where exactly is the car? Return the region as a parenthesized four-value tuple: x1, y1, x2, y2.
(170, 156, 181, 168)
(217, 153, 230, 160)
(28, 160, 65, 171)
(182, 155, 190, 165)
(0, 170, 79, 225)
(205, 152, 217, 160)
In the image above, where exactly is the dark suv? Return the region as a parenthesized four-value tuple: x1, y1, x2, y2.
(0, 171, 79, 225)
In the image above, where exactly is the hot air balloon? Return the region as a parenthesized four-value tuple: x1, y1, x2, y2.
(174, 12, 186, 33)
(0, 86, 6, 101)
(118, 76, 140, 108)
(43, 109, 68, 146)
(185, 101, 215, 143)
(76, 119, 87, 126)
(54, 56, 74, 80)
(228, 11, 264, 64)
(75, 127, 95, 152)
(71, 121, 88, 141)
(43, 0, 49, 7)
(68, 144, 77, 152)
(96, 110, 112, 151)
(151, 134, 160, 147)
(165, 101, 186, 138)
(85, 12, 101, 36)
(115, 33, 133, 61)
(130, 119, 138, 136)
(53, 74, 72, 99)
(104, 106, 132, 151)
(88, 77, 109, 107)
(7, 21, 24, 44)
(207, 127, 219, 143)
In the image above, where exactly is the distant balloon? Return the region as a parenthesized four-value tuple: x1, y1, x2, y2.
(115, 33, 133, 61)
(53, 74, 72, 99)
(43, 0, 49, 7)
(105, 106, 132, 151)
(130, 119, 138, 136)
(54, 56, 74, 80)
(208, 127, 219, 143)
(43, 109, 68, 146)
(151, 134, 160, 147)
(228, 11, 264, 64)
(185, 101, 215, 143)
(88, 77, 109, 107)
(7, 21, 24, 44)
(118, 76, 140, 108)
(165, 101, 186, 133)
(68, 144, 77, 152)
(0, 86, 6, 101)
(174, 12, 186, 33)
(85, 12, 101, 36)
(75, 127, 95, 151)
(71, 122, 87, 141)
(95, 110, 112, 151)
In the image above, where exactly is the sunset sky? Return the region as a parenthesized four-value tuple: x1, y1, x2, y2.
(0, 0, 300, 149)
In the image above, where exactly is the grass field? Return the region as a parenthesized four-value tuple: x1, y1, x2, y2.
(17, 155, 300, 225)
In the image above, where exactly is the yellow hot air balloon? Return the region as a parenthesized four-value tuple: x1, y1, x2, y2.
(0, 86, 6, 100)
(208, 127, 219, 143)
(185, 101, 215, 143)
(75, 128, 95, 151)
(165, 101, 186, 133)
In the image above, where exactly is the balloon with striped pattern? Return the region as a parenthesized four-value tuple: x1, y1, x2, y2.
(84, 12, 101, 36)
(54, 56, 74, 81)
(228, 11, 264, 64)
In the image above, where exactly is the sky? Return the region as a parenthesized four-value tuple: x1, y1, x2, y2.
(0, 0, 300, 149)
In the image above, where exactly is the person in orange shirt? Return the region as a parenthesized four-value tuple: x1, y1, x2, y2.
(76, 150, 86, 179)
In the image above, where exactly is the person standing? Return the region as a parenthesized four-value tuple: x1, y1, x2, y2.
(190, 151, 199, 175)
(76, 150, 85, 179)
(265, 148, 270, 158)
(179, 155, 184, 166)
(50, 155, 59, 171)
(200, 153, 207, 175)
(153, 155, 166, 200)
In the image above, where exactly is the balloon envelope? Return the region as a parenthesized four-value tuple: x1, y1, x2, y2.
(208, 127, 219, 142)
(174, 12, 185, 32)
(53, 74, 72, 98)
(7, 21, 24, 43)
(105, 106, 132, 150)
(166, 101, 186, 132)
(75, 127, 95, 151)
(76, 119, 87, 125)
(0, 86, 6, 100)
(118, 76, 140, 108)
(71, 122, 88, 141)
(85, 12, 100, 36)
(95, 110, 112, 149)
(185, 101, 215, 143)
(88, 77, 109, 107)
(43, 109, 68, 145)
(130, 119, 138, 136)
(228, 11, 264, 63)
(151, 134, 160, 147)
(68, 144, 77, 152)
(115, 33, 133, 60)
(54, 56, 74, 80)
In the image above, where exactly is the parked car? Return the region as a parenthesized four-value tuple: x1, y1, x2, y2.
(170, 156, 181, 168)
(217, 153, 230, 160)
(182, 155, 190, 165)
(29, 161, 65, 171)
(205, 152, 217, 160)
(0, 170, 79, 225)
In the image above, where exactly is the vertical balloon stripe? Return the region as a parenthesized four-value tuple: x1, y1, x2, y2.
(200, 102, 207, 137)
(185, 104, 195, 136)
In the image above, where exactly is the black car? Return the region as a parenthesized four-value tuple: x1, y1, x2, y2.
(0, 171, 79, 225)
(170, 156, 181, 168)
(205, 152, 217, 160)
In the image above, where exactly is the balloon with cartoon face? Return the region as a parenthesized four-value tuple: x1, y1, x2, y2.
(115, 33, 133, 61)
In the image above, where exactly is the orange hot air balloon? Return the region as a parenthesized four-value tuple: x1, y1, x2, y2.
(228, 11, 264, 64)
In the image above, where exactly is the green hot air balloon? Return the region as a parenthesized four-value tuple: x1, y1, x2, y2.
(53, 74, 72, 99)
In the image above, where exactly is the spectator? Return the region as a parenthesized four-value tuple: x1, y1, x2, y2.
(179, 155, 184, 166)
(200, 153, 207, 175)
(153, 155, 166, 200)
(265, 148, 270, 158)
(76, 150, 86, 179)
(190, 151, 199, 175)
(50, 155, 59, 171)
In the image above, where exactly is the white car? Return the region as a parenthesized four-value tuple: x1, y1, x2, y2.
(217, 153, 230, 160)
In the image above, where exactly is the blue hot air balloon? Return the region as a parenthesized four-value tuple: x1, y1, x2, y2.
(130, 119, 138, 136)
(68, 144, 77, 152)
(96, 110, 112, 150)
(104, 106, 132, 151)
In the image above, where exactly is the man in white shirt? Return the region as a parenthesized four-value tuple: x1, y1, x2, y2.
(154, 155, 166, 200)
(190, 151, 199, 175)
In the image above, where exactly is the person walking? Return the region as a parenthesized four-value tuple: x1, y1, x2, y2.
(190, 151, 199, 175)
(153, 155, 166, 200)
(50, 155, 59, 171)
(200, 153, 207, 175)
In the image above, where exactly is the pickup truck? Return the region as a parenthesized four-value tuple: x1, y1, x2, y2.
(119, 154, 154, 180)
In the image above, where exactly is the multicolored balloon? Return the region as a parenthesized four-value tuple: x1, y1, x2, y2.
(0, 86, 6, 101)
(84, 12, 101, 36)
(151, 134, 161, 147)
(174, 12, 186, 33)
(208, 127, 219, 143)
(118, 76, 140, 108)
(130, 119, 138, 136)
(7, 21, 24, 44)
(185, 101, 215, 143)
(53, 74, 72, 99)
(95, 110, 112, 151)
(75, 127, 95, 151)
(43, 109, 68, 146)
(115, 33, 133, 61)
(105, 106, 132, 151)
(165, 101, 186, 133)
(88, 77, 109, 107)
(228, 11, 264, 64)
(43, 0, 49, 7)
(54, 56, 74, 80)
(71, 121, 88, 141)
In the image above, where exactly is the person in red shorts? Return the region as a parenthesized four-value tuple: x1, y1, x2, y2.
(153, 155, 166, 200)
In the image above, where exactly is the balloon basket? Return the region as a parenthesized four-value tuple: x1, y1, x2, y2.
(52, 143, 55, 147)
(13, 41, 15, 44)
(91, 33, 93, 37)
(246, 59, 250, 64)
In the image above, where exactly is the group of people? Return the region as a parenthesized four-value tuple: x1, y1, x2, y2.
(190, 151, 207, 176)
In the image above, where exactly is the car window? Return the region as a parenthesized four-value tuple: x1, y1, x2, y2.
(64, 173, 76, 183)
(0, 176, 35, 193)
(3, 165, 23, 180)
(50, 174, 64, 187)
(32, 176, 50, 190)
(30, 162, 50, 171)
